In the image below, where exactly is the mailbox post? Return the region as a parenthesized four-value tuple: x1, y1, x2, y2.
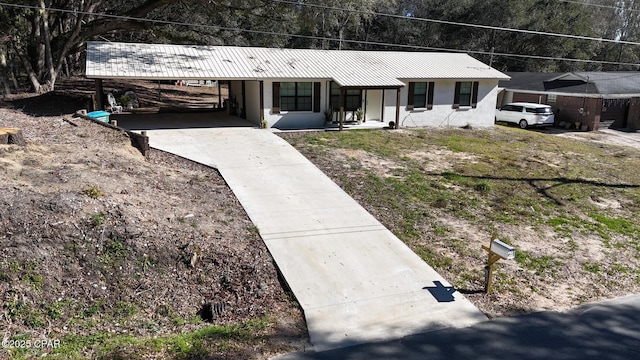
(482, 236, 515, 293)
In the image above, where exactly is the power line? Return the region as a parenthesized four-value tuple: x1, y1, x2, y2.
(275, 0, 640, 46)
(0, 1, 638, 68)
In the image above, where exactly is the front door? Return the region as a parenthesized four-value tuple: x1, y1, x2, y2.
(366, 90, 383, 121)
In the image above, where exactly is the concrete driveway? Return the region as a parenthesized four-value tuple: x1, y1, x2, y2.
(117, 113, 487, 351)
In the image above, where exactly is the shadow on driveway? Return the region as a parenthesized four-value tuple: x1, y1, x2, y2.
(111, 111, 255, 131)
(275, 295, 640, 360)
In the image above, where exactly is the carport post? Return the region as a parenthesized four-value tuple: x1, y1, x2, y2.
(339, 87, 345, 131)
(395, 88, 401, 129)
(259, 81, 264, 120)
(94, 79, 104, 111)
(241, 80, 246, 118)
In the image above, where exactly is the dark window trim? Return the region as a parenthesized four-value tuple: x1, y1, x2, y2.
(471, 81, 479, 108)
(313, 82, 321, 112)
(453, 81, 479, 109)
(407, 82, 434, 110)
(272, 82, 280, 113)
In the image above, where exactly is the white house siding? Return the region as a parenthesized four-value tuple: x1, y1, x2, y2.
(262, 78, 500, 129)
(383, 79, 500, 128)
(263, 79, 327, 129)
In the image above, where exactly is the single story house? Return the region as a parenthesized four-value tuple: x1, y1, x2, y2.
(499, 72, 640, 131)
(85, 41, 509, 129)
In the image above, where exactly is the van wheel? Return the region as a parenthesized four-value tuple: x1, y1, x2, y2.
(519, 119, 528, 129)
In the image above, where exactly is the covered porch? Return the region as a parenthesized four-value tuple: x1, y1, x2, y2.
(331, 75, 405, 131)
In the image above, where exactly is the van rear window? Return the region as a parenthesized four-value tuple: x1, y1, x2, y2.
(526, 107, 552, 114)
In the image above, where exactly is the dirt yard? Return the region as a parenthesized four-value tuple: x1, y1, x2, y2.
(0, 78, 307, 359)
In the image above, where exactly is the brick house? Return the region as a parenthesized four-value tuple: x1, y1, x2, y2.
(499, 72, 640, 131)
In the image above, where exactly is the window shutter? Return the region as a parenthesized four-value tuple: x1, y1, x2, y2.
(407, 82, 415, 110)
(453, 82, 461, 109)
(313, 82, 321, 112)
(427, 82, 434, 110)
(272, 82, 280, 114)
(471, 81, 479, 108)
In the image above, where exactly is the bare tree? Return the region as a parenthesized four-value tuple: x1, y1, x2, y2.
(0, 0, 179, 93)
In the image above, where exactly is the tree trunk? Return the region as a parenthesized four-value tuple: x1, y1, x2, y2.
(40, 0, 57, 91)
(17, 50, 45, 93)
(0, 47, 10, 96)
(0, 75, 9, 97)
(0, 128, 26, 146)
(33, 4, 46, 79)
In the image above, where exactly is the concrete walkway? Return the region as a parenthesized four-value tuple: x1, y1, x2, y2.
(125, 118, 486, 350)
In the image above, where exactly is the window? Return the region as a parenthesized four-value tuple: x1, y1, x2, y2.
(547, 94, 557, 105)
(526, 106, 552, 114)
(345, 90, 362, 110)
(453, 81, 479, 109)
(413, 82, 427, 108)
(407, 82, 434, 110)
(330, 83, 340, 109)
(458, 82, 472, 106)
(505, 105, 523, 112)
(330, 82, 362, 111)
(280, 82, 312, 111)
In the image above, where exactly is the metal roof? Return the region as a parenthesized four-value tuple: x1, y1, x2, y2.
(85, 42, 509, 87)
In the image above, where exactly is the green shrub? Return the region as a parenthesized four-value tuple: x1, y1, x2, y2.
(83, 185, 104, 198)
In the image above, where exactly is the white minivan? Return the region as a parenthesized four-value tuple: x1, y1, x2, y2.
(495, 102, 555, 129)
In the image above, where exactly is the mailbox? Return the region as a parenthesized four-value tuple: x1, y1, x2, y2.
(482, 236, 516, 293)
(490, 239, 515, 260)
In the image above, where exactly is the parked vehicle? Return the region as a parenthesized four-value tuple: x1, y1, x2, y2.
(495, 102, 555, 129)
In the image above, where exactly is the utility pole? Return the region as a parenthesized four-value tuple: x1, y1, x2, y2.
(489, 47, 495, 68)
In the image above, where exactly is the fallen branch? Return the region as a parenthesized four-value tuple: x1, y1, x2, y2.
(62, 117, 78, 127)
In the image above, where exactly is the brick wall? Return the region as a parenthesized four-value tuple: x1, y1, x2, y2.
(507, 91, 640, 131)
(627, 97, 640, 131)
(555, 96, 601, 130)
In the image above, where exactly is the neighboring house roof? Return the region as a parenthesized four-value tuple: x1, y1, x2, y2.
(501, 72, 640, 95)
(85, 41, 509, 87)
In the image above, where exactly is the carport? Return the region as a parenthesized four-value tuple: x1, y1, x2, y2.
(85, 42, 269, 128)
(110, 111, 255, 132)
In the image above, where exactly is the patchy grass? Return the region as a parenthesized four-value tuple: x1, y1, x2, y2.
(90, 212, 107, 227)
(5, 317, 277, 360)
(516, 250, 563, 277)
(280, 126, 640, 317)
